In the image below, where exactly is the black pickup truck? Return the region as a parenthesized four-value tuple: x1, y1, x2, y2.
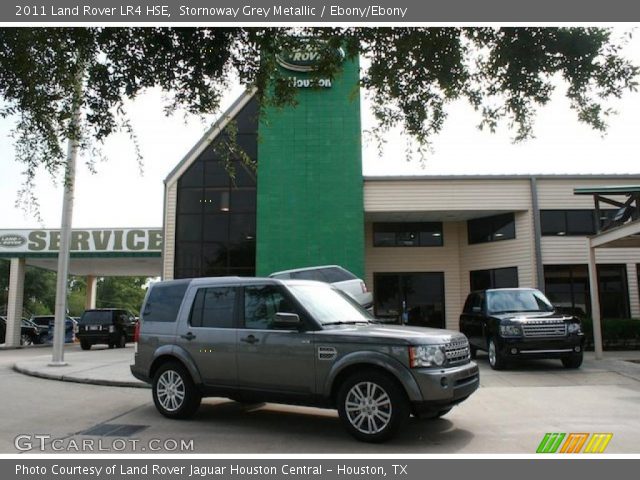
(459, 288, 585, 370)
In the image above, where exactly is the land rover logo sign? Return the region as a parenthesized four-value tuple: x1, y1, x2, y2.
(0, 234, 27, 248)
(276, 43, 345, 88)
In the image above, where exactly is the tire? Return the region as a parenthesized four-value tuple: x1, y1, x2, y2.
(116, 333, 126, 348)
(336, 370, 409, 443)
(561, 352, 583, 369)
(488, 337, 507, 370)
(20, 334, 33, 346)
(80, 340, 92, 350)
(152, 362, 201, 419)
(469, 345, 477, 360)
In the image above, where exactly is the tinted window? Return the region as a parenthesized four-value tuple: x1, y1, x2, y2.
(468, 213, 515, 244)
(470, 267, 518, 291)
(373, 222, 443, 247)
(243, 285, 296, 330)
(291, 270, 325, 281)
(541, 210, 596, 236)
(190, 287, 236, 328)
(80, 311, 113, 324)
(319, 267, 357, 283)
(143, 281, 190, 323)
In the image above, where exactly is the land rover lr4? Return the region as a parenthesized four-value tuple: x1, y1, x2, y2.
(131, 277, 479, 442)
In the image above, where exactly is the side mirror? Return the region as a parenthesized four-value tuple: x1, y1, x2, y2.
(273, 312, 301, 329)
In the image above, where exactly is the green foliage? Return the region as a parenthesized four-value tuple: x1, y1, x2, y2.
(0, 27, 637, 210)
(0, 259, 57, 316)
(581, 317, 640, 350)
(96, 276, 148, 315)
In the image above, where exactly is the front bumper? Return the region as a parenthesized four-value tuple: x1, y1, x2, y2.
(497, 334, 585, 359)
(410, 361, 479, 415)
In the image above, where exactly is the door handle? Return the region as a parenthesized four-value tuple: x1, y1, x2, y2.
(181, 332, 196, 341)
(240, 335, 259, 345)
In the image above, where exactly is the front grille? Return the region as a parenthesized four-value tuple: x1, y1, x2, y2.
(445, 338, 470, 364)
(522, 322, 567, 338)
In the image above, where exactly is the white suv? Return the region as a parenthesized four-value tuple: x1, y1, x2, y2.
(269, 265, 373, 309)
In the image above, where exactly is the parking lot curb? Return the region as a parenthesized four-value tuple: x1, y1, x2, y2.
(12, 363, 150, 389)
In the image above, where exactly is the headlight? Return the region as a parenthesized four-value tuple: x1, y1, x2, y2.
(568, 323, 582, 334)
(500, 324, 522, 337)
(409, 345, 446, 367)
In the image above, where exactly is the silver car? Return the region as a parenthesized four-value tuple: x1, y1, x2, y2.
(131, 277, 479, 442)
(269, 265, 373, 309)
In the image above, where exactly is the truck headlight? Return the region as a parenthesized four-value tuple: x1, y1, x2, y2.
(568, 323, 582, 334)
(409, 345, 446, 367)
(500, 325, 522, 337)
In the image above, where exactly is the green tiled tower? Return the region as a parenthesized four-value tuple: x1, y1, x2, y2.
(256, 55, 364, 278)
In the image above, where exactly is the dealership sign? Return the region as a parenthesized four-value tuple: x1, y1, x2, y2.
(276, 41, 345, 88)
(0, 229, 163, 254)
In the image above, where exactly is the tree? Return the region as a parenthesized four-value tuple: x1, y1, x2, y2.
(96, 277, 148, 314)
(0, 27, 637, 207)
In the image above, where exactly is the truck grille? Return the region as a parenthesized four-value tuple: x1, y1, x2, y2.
(522, 322, 567, 338)
(445, 339, 470, 364)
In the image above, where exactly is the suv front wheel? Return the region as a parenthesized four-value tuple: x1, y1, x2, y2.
(152, 362, 201, 419)
(336, 370, 409, 443)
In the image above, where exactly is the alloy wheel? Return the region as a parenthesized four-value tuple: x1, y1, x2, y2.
(344, 381, 393, 435)
(156, 370, 186, 412)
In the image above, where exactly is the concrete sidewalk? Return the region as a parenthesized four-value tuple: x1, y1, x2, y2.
(12, 344, 148, 388)
(11, 344, 640, 389)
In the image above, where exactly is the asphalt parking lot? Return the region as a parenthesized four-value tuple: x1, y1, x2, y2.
(2, 345, 640, 453)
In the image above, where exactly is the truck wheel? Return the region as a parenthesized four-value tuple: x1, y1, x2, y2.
(469, 345, 477, 359)
(488, 338, 507, 370)
(80, 340, 91, 350)
(561, 352, 583, 369)
(337, 370, 409, 443)
(152, 362, 201, 419)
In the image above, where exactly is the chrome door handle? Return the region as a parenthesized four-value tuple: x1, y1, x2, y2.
(181, 332, 196, 341)
(240, 335, 259, 344)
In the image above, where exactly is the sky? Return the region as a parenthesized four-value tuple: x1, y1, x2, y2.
(1, 28, 640, 230)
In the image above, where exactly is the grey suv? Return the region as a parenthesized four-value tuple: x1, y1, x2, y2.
(131, 277, 479, 442)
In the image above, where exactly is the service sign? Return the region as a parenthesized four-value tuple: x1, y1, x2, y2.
(0, 228, 163, 255)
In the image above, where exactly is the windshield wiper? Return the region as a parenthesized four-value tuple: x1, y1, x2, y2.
(322, 320, 371, 326)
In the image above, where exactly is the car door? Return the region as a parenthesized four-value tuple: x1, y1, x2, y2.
(236, 284, 316, 395)
(176, 285, 239, 387)
(460, 293, 485, 348)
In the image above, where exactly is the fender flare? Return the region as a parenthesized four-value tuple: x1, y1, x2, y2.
(150, 345, 203, 385)
(323, 351, 422, 402)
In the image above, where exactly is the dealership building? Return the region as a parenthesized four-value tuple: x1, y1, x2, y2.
(161, 53, 640, 332)
(2, 52, 640, 349)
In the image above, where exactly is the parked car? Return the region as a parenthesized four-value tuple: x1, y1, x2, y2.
(30, 315, 55, 339)
(269, 265, 373, 309)
(459, 288, 585, 370)
(46, 317, 77, 344)
(0, 316, 41, 345)
(131, 277, 479, 442)
(77, 309, 137, 350)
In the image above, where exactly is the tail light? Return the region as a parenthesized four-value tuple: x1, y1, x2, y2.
(360, 281, 368, 293)
(133, 321, 140, 344)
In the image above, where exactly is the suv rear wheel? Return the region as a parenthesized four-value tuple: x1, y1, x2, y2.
(80, 340, 91, 350)
(336, 370, 409, 443)
(152, 362, 201, 419)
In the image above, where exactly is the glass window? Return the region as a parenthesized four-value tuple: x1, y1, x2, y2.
(143, 281, 190, 323)
(243, 285, 296, 330)
(190, 287, 236, 329)
(287, 284, 372, 325)
(470, 267, 518, 291)
(176, 215, 202, 242)
(486, 289, 554, 314)
(373, 222, 443, 247)
(320, 267, 357, 283)
(468, 213, 515, 244)
(373, 272, 445, 328)
(541, 210, 601, 236)
(597, 265, 630, 319)
(178, 188, 204, 214)
(291, 269, 325, 281)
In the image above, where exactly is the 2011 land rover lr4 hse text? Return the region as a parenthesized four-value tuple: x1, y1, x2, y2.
(131, 277, 479, 442)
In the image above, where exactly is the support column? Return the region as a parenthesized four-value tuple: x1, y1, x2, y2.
(587, 241, 603, 360)
(627, 263, 640, 319)
(85, 275, 97, 310)
(5, 258, 26, 347)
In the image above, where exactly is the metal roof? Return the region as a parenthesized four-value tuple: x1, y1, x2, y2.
(574, 185, 640, 195)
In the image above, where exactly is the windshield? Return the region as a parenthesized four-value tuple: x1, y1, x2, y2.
(487, 290, 554, 314)
(287, 284, 373, 325)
